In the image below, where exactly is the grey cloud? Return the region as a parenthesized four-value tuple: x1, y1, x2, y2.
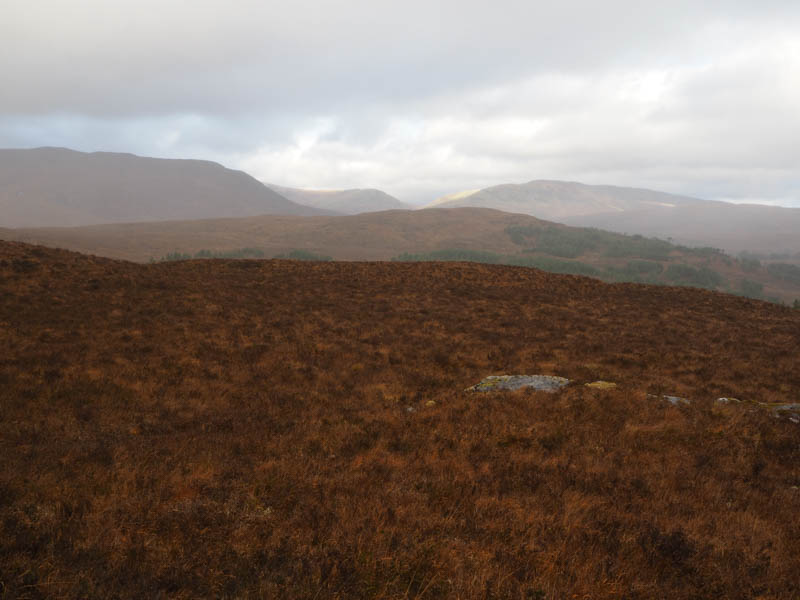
(5, 1, 797, 117)
(2, 1, 799, 206)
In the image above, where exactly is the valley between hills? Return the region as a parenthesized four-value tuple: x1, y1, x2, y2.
(1, 240, 799, 598)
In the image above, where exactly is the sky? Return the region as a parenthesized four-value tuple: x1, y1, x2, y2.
(2, 0, 799, 206)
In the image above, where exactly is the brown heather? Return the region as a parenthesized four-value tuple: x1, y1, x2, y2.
(1, 240, 799, 599)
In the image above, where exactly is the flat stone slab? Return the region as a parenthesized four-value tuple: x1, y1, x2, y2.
(586, 381, 617, 390)
(467, 375, 569, 393)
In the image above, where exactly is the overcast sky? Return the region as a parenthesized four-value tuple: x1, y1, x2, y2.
(2, 1, 799, 205)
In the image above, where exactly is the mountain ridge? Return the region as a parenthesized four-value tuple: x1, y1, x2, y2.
(0, 147, 332, 227)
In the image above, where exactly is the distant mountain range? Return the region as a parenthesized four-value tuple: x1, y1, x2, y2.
(265, 183, 409, 214)
(2, 148, 799, 255)
(428, 180, 800, 254)
(0, 147, 333, 227)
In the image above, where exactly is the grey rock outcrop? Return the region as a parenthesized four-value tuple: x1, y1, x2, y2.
(467, 375, 569, 393)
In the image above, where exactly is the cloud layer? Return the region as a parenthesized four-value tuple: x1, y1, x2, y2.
(2, 1, 799, 204)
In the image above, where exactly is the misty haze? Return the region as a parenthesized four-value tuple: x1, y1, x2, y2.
(2, 2, 799, 598)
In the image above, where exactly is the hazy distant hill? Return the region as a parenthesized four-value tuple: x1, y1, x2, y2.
(0, 147, 331, 227)
(561, 203, 800, 256)
(428, 180, 800, 254)
(427, 189, 481, 207)
(427, 180, 707, 218)
(1, 207, 536, 262)
(266, 183, 409, 214)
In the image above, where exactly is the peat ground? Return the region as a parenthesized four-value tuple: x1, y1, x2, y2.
(1, 241, 799, 598)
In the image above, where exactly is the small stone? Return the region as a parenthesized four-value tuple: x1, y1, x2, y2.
(586, 381, 617, 390)
(772, 403, 800, 423)
(663, 395, 690, 406)
(716, 397, 742, 404)
(405, 405, 415, 413)
(425, 400, 436, 407)
(648, 394, 690, 405)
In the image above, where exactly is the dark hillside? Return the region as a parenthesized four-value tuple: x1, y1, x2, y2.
(1, 241, 799, 598)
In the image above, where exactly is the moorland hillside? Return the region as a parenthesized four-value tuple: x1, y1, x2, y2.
(1, 240, 799, 598)
(4, 207, 800, 303)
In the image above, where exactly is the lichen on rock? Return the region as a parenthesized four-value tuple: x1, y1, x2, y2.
(466, 374, 569, 393)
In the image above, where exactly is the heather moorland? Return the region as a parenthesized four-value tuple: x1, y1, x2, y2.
(1, 241, 799, 599)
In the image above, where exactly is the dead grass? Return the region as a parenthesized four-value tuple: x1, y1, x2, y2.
(1, 241, 799, 599)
